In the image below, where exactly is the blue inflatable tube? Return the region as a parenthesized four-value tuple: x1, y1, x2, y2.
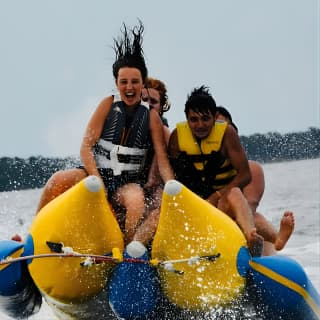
(0, 240, 42, 318)
(248, 255, 320, 320)
(0, 240, 26, 295)
(108, 243, 161, 319)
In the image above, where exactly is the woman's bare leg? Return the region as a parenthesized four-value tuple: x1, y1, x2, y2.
(115, 183, 145, 244)
(36, 168, 87, 212)
(219, 187, 264, 257)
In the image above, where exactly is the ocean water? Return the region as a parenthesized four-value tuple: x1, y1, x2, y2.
(0, 158, 319, 319)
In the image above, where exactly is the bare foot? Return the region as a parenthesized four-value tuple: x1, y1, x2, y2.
(274, 211, 295, 250)
(11, 234, 22, 242)
(247, 228, 264, 257)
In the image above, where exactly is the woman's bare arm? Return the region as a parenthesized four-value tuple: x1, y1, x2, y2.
(149, 109, 174, 183)
(80, 96, 114, 177)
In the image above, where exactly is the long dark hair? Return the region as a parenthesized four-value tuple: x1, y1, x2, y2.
(112, 20, 148, 83)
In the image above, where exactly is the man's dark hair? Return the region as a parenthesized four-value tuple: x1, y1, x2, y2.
(184, 85, 216, 117)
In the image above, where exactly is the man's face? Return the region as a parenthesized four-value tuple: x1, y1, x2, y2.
(187, 110, 215, 139)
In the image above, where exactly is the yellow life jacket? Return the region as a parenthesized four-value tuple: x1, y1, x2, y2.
(174, 121, 237, 196)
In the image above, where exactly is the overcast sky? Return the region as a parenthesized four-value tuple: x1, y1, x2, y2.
(0, 0, 318, 157)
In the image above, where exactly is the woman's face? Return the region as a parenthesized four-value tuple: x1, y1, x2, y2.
(116, 67, 144, 107)
(141, 87, 161, 114)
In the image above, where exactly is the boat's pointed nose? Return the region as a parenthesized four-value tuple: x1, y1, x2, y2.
(163, 179, 182, 196)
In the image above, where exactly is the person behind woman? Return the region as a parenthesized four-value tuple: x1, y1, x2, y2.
(142, 77, 171, 141)
(141, 77, 171, 187)
(119, 77, 173, 246)
(215, 106, 294, 255)
(33, 22, 174, 246)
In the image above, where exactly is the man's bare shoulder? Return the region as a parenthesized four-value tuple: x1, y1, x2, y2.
(221, 124, 243, 155)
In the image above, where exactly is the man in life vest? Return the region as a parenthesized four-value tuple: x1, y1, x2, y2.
(168, 85, 264, 256)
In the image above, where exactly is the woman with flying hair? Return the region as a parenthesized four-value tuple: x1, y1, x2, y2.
(33, 21, 174, 248)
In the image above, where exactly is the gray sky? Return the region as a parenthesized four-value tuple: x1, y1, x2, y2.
(0, 0, 318, 157)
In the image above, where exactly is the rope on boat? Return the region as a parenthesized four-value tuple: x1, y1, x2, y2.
(0, 241, 221, 274)
(153, 253, 221, 274)
(45, 241, 221, 271)
(0, 251, 221, 272)
(0, 252, 148, 265)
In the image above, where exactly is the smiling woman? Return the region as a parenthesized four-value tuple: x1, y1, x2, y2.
(33, 20, 174, 248)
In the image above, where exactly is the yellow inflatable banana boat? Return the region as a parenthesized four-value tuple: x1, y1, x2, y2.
(27, 176, 124, 303)
(152, 179, 247, 310)
(0, 177, 319, 320)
